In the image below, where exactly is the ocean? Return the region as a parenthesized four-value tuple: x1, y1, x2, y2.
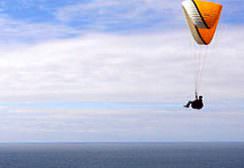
(0, 143, 243, 168)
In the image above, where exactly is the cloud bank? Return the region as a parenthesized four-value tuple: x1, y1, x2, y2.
(0, 26, 243, 103)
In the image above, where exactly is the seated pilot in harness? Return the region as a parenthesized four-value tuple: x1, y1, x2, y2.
(184, 93, 204, 110)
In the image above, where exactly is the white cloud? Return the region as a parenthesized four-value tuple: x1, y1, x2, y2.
(1, 107, 244, 142)
(0, 26, 243, 104)
(0, 15, 82, 44)
(55, 0, 182, 31)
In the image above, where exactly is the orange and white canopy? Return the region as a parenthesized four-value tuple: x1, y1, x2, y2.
(182, 0, 223, 45)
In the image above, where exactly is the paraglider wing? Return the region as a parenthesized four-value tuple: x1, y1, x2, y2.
(182, 0, 222, 45)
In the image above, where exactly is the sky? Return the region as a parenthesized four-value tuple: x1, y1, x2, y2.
(0, 0, 243, 142)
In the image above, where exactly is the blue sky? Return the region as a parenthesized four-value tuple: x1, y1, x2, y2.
(0, 0, 242, 43)
(0, 0, 243, 27)
(0, 0, 243, 142)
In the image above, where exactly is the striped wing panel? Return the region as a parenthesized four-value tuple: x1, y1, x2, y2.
(182, 0, 223, 45)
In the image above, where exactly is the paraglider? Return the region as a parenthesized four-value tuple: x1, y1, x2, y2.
(182, 0, 222, 110)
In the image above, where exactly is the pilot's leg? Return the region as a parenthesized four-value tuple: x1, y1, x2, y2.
(184, 101, 192, 108)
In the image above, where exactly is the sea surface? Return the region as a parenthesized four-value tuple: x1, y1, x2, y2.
(0, 143, 243, 168)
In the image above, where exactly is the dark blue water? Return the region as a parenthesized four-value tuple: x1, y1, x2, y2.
(0, 143, 243, 168)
